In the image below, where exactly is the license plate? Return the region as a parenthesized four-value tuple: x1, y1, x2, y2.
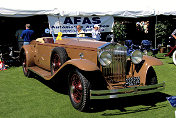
(125, 77, 140, 86)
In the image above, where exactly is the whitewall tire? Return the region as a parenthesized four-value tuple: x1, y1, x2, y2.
(173, 50, 176, 65)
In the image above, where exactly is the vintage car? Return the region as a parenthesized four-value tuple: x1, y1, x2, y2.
(20, 37, 165, 111)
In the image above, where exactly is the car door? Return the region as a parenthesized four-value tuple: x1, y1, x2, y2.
(34, 43, 54, 71)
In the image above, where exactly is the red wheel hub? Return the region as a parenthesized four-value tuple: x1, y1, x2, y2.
(70, 74, 83, 103)
(52, 54, 61, 73)
(22, 59, 27, 73)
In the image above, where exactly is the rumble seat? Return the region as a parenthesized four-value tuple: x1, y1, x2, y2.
(43, 37, 54, 44)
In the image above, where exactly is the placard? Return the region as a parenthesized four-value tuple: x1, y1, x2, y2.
(48, 15, 114, 34)
(167, 96, 176, 107)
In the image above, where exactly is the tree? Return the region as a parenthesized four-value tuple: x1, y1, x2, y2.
(156, 20, 173, 46)
(113, 21, 127, 42)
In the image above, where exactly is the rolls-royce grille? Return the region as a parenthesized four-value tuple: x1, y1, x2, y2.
(102, 48, 127, 83)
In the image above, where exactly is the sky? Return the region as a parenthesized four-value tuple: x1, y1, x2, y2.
(0, 0, 176, 12)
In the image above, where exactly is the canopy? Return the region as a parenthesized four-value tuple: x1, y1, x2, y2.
(0, 0, 176, 17)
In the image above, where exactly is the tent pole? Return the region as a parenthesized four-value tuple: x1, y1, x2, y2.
(155, 15, 157, 49)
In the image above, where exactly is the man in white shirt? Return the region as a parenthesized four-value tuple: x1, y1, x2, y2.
(92, 24, 101, 40)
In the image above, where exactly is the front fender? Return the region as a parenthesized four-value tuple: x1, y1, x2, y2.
(134, 55, 163, 85)
(143, 55, 163, 67)
(49, 59, 100, 80)
(62, 59, 99, 71)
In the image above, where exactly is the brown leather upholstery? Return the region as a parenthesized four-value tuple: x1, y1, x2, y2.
(43, 37, 54, 44)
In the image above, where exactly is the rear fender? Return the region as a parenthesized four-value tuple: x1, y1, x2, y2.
(133, 55, 163, 85)
(20, 45, 35, 67)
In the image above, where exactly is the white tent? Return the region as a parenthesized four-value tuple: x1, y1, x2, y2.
(1, 0, 176, 48)
(0, 0, 176, 17)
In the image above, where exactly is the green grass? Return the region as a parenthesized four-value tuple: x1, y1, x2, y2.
(0, 53, 176, 118)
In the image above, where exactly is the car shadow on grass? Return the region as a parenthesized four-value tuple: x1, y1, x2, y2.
(89, 92, 170, 114)
(32, 73, 69, 95)
(31, 74, 170, 114)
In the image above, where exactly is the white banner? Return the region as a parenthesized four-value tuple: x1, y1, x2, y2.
(48, 15, 114, 34)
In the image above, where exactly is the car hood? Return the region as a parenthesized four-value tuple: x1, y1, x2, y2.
(55, 37, 108, 49)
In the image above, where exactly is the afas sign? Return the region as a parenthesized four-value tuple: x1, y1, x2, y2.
(48, 15, 114, 34)
(63, 17, 101, 24)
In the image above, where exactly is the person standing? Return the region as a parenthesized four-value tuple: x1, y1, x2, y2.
(76, 25, 85, 37)
(20, 24, 34, 45)
(171, 29, 176, 40)
(92, 24, 101, 41)
(171, 29, 176, 46)
(15, 29, 24, 50)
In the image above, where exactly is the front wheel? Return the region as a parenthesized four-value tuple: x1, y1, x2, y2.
(173, 50, 176, 65)
(69, 69, 90, 111)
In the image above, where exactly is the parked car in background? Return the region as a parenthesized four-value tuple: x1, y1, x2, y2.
(165, 46, 176, 65)
(20, 37, 165, 111)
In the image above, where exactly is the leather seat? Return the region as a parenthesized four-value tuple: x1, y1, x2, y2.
(43, 37, 54, 43)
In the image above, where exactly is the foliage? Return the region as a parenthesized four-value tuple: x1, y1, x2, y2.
(113, 21, 127, 41)
(156, 20, 173, 45)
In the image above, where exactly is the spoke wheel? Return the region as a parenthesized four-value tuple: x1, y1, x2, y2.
(70, 74, 83, 104)
(22, 58, 27, 74)
(50, 47, 68, 75)
(51, 53, 61, 74)
(69, 69, 90, 111)
(22, 52, 32, 77)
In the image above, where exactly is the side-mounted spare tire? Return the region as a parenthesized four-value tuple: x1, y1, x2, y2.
(50, 47, 68, 75)
(173, 50, 176, 65)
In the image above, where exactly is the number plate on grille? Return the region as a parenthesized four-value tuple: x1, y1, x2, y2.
(125, 77, 140, 86)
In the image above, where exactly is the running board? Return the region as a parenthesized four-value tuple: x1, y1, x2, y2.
(28, 66, 52, 80)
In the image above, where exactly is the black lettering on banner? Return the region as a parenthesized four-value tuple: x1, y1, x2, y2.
(82, 17, 91, 24)
(74, 17, 81, 24)
(64, 17, 73, 24)
(92, 17, 101, 24)
(51, 26, 55, 29)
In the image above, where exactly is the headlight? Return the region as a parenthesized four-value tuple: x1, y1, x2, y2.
(98, 51, 112, 66)
(131, 50, 143, 64)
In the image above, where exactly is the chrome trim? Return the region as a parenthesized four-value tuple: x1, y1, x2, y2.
(90, 82, 165, 99)
(97, 42, 112, 50)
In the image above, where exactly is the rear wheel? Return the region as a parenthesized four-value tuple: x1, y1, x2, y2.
(22, 52, 32, 77)
(69, 69, 90, 111)
(146, 67, 158, 85)
(173, 50, 176, 65)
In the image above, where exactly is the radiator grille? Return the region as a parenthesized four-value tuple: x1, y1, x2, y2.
(102, 47, 127, 83)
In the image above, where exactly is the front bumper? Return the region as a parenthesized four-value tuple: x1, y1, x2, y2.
(90, 82, 165, 99)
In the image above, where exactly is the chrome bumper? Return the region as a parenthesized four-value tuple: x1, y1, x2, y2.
(90, 82, 165, 99)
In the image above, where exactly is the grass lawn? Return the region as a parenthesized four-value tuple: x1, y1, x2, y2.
(0, 53, 176, 118)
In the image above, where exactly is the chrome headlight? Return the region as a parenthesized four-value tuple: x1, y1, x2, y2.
(131, 50, 143, 64)
(98, 51, 112, 66)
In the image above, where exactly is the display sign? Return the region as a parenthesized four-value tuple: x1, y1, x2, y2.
(48, 15, 114, 34)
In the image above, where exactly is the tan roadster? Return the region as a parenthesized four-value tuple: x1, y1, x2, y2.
(20, 37, 165, 111)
